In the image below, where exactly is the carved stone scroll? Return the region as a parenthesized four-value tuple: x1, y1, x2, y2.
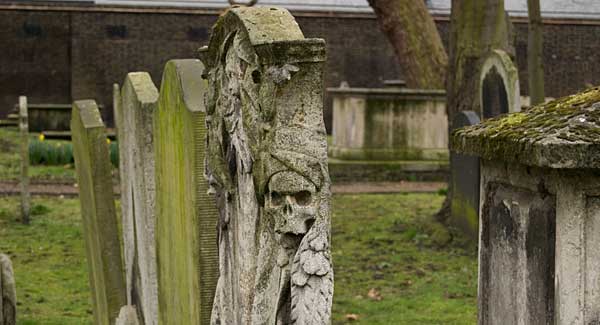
(200, 7, 333, 324)
(117, 72, 159, 325)
(71, 100, 126, 324)
(154, 60, 219, 324)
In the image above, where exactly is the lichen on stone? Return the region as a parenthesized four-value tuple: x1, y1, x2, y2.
(451, 86, 600, 168)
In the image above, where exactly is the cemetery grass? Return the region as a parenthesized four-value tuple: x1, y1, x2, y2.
(0, 193, 477, 324)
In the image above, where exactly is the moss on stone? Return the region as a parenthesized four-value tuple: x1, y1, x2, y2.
(452, 86, 600, 168)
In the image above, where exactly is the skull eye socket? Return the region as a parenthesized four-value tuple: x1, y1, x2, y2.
(271, 191, 284, 206)
(294, 190, 312, 206)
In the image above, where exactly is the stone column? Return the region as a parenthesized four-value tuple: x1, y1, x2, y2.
(71, 100, 126, 325)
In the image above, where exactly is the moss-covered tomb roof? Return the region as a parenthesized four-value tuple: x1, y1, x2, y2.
(451, 86, 600, 169)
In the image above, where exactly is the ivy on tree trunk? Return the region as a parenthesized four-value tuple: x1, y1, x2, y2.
(527, 0, 545, 106)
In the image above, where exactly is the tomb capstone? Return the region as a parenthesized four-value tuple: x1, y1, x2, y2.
(200, 7, 333, 324)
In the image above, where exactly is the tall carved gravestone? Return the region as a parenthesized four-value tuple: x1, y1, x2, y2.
(71, 100, 126, 324)
(0, 254, 16, 325)
(115, 72, 159, 324)
(154, 59, 219, 324)
(200, 7, 333, 324)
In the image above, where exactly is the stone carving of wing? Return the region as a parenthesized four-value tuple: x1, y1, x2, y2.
(290, 222, 333, 324)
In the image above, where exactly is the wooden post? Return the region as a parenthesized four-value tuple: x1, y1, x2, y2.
(71, 100, 126, 325)
(18, 96, 30, 225)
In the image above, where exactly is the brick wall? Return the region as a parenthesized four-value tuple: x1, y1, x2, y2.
(0, 11, 71, 116)
(0, 7, 599, 132)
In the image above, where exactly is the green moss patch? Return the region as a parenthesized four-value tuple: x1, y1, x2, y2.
(452, 86, 600, 168)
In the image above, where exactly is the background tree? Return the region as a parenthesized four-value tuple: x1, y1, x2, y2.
(367, 0, 447, 89)
(368, 0, 515, 224)
(527, 0, 545, 105)
(437, 0, 515, 222)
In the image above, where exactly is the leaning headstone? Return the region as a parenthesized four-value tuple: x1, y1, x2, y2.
(71, 100, 126, 324)
(0, 254, 16, 325)
(452, 86, 600, 324)
(116, 72, 159, 325)
(154, 59, 218, 324)
(115, 306, 139, 325)
(201, 7, 333, 324)
(18, 96, 30, 224)
(479, 49, 521, 118)
(449, 111, 480, 240)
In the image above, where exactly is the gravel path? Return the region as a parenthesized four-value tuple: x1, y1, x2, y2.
(0, 180, 446, 196)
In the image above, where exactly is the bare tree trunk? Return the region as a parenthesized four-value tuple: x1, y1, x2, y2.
(367, 0, 447, 89)
(436, 0, 515, 222)
(527, 0, 545, 106)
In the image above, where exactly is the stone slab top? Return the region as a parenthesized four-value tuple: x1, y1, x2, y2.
(14, 103, 104, 110)
(451, 86, 600, 169)
(198, 6, 325, 67)
(327, 87, 446, 99)
(73, 100, 105, 129)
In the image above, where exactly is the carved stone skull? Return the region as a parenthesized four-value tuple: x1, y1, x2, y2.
(265, 171, 317, 235)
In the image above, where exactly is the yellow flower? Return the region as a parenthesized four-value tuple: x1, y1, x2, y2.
(38, 134, 45, 141)
(106, 138, 111, 144)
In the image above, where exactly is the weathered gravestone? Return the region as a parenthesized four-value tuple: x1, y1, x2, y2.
(115, 72, 159, 325)
(200, 7, 333, 324)
(154, 59, 219, 324)
(71, 99, 126, 324)
(449, 111, 480, 239)
(0, 254, 16, 325)
(450, 49, 521, 240)
(452, 87, 600, 324)
(18, 96, 30, 224)
(115, 305, 139, 325)
(479, 49, 521, 119)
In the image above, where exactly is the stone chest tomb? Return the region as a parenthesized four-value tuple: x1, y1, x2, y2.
(452, 87, 600, 324)
(328, 86, 448, 161)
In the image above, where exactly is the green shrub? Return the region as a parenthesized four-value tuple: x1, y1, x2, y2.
(110, 141, 119, 168)
(29, 138, 118, 168)
(29, 140, 74, 165)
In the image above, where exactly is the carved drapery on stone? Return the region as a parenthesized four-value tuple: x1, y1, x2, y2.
(200, 7, 333, 324)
